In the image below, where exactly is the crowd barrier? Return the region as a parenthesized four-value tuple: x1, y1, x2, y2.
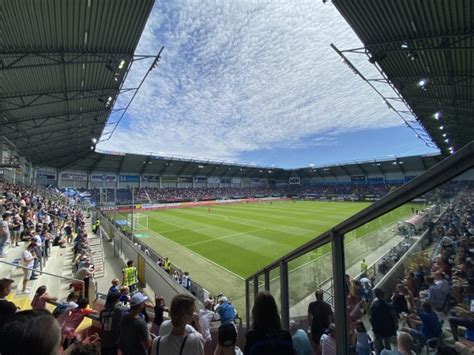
(98, 212, 203, 306)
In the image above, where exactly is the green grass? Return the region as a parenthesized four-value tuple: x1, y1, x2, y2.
(117, 201, 371, 277)
(109, 200, 418, 312)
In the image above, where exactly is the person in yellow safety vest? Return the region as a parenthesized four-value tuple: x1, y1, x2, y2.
(163, 257, 171, 274)
(122, 260, 138, 292)
(92, 219, 100, 234)
(360, 259, 368, 274)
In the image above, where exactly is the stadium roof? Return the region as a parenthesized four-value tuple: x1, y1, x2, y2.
(295, 153, 443, 178)
(1, 0, 155, 168)
(67, 151, 289, 179)
(61, 150, 441, 179)
(332, 0, 473, 155)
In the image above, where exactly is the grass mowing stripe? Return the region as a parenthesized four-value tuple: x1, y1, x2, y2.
(183, 228, 267, 247)
(167, 208, 324, 234)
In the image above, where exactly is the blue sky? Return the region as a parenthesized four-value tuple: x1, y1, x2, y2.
(99, 1, 439, 169)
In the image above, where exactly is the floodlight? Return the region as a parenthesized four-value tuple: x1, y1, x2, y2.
(439, 126, 444, 130)
(442, 133, 447, 137)
(92, 138, 98, 144)
(118, 60, 126, 69)
(445, 139, 449, 143)
(434, 112, 441, 120)
(400, 42, 409, 49)
(418, 79, 428, 87)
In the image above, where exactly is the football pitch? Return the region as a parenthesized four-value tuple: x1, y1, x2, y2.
(111, 200, 417, 308)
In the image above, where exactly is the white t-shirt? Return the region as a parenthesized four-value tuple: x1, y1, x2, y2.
(199, 309, 215, 341)
(22, 250, 35, 268)
(33, 235, 42, 246)
(320, 334, 336, 355)
(158, 320, 196, 336)
(151, 332, 204, 355)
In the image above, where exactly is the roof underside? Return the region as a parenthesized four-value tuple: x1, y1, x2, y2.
(332, 0, 473, 154)
(69, 152, 290, 179)
(63, 151, 441, 179)
(0, 0, 155, 168)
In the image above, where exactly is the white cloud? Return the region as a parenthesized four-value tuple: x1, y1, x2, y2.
(100, 1, 405, 160)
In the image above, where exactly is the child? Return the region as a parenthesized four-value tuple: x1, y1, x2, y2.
(119, 286, 130, 305)
(355, 320, 371, 355)
(109, 278, 119, 294)
(31, 285, 58, 310)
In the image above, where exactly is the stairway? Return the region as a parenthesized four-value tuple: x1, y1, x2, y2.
(88, 231, 105, 279)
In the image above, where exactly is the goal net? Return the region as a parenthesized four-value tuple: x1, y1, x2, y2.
(127, 213, 149, 231)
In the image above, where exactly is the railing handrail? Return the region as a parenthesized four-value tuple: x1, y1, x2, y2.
(246, 141, 474, 282)
(0, 260, 85, 299)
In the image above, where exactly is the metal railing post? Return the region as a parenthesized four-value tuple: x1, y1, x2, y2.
(280, 261, 289, 330)
(331, 229, 348, 354)
(245, 280, 250, 329)
(264, 270, 270, 291)
(253, 275, 259, 299)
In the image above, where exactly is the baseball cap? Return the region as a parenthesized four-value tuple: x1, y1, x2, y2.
(218, 323, 237, 347)
(130, 292, 148, 306)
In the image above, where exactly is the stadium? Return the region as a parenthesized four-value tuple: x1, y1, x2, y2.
(0, 1, 473, 354)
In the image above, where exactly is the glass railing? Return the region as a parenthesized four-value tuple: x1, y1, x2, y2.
(245, 141, 473, 354)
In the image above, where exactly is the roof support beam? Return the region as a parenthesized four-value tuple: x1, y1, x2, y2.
(0, 87, 137, 115)
(117, 155, 127, 174)
(0, 108, 114, 126)
(0, 52, 155, 71)
(395, 158, 406, 175)
(356, 163, 368, 175)
(88, 154, 104, 173)
(58, 152, 95, 171)
(8, 121, 101, 140)
(0, 87, 136, 101)
(339, 165, 353, 177)
(139, 156, 153, 175)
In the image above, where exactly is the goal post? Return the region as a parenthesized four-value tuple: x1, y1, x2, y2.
(127, 213, 149, 231)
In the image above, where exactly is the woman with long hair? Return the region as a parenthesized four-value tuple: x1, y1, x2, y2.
(244, 291, 293, 355)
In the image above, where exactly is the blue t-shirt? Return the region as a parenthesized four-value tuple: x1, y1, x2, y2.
(217, 302, 235, 325)
(291, 329, 313, 355)
(418, 311, 442, 339)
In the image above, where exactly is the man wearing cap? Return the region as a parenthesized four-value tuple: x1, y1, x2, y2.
(0, 278, 17, 323)
(215, 296, 238, 355)
(119, 292, 152, 355)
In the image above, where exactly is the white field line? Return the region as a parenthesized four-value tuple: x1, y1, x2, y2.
(158, 226, 215, 234)
(145, 229, 245, 281)
(183, 228, 266, 247)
